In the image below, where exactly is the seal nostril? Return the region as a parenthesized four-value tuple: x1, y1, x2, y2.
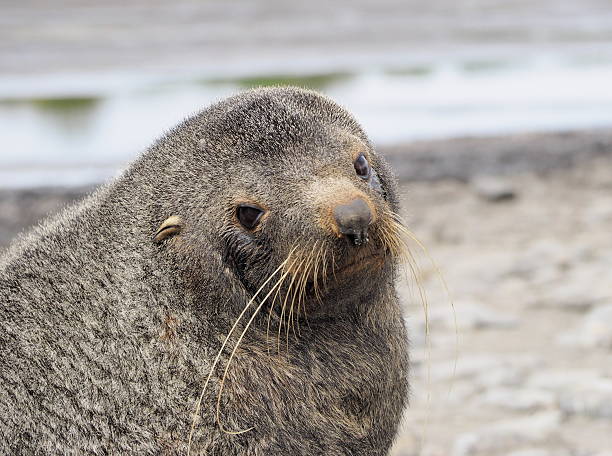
(346, 231, 369, 246)
(333, 198, 372, 247)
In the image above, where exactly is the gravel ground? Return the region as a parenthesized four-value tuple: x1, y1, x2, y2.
(1, 131, 611, 454)
(392, 155, 612, 455)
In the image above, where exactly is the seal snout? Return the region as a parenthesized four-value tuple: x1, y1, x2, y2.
(333, 198, 372, 246)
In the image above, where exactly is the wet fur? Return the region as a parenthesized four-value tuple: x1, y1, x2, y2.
(0, 87, 409, 454)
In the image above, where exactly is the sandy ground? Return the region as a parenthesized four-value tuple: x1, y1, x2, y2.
(1, 131, 611, 454)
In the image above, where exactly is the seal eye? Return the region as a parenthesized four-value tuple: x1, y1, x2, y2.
(354, 155, 371, 179)
(237, 204, 265, 230)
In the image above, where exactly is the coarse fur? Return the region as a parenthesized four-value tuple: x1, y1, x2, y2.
(0, 87, 409, 455)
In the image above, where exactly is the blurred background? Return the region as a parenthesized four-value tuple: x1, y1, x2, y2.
(1, 1, 611, 454)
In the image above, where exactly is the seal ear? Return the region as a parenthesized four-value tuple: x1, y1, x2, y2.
(154, 216, 183, 243)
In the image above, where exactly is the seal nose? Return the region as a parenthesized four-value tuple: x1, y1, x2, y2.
(333, 198, 372, 246)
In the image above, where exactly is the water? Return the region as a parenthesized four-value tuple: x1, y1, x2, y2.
(2, 0, 612, 188)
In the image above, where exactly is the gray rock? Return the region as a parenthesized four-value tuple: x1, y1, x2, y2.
(480, 388, 556, 412)
(471, 177, 517, 202)
(557, 304, 612, 348)
(585, 200, 612, 224)
(430, 355, 538, 383)
(441, 380, 482, 405)
(527, 369, 602, 392)
(426, 299, 520, 331)
(477, 366, 530, 389)
(452, 412, 562, 456)
(533, 284, 610, 312)
(527, 369, 612, 420)
(505, 449, 570, 456)
(558, 377, 612, 419)
(531, 267, 612, 312)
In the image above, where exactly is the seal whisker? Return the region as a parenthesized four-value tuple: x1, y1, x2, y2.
(276, 275, 291, 353)
(289, 240, 316, 348)
(187, 249, 296, 455)
(267, 253, 304, 351)
(297, 240, 318, 331)
(216, 266, 293, 434)
(330, 248, 338, 282)
(289, 240, 320, 344)
(377, 214, 432, 354)
(286, 248, 309, 349)
(321, 247, 330, 292)
(312, 240, 325, 304)
(269, 256, 295, 348)
(378, 221, 396, 254)
(285, 259, 303, 343)
(386, 213, 461, 446)
(279, 254, 304, 349)
(379, 211, 406, 259)
(282, 242, 314, 352)
(377, 227, 392, 256)
(387, 219, 430, 332)
(391, 215, 459, 390)
(268, 272, 287, 353)
(316, 244, 328, 303)
(276, 248, 309, 354)
(292, 245, 309, 329)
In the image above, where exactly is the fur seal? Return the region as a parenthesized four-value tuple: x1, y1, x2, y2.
(0, 87, 409, 455)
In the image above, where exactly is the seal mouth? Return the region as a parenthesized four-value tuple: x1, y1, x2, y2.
(297, 250, 386, 303)
(332, 251, 385, 277)
(260, 242, 392, 316)
(310, 248, 386, 290)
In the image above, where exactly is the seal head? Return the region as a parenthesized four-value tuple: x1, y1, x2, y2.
(152, 87, 403, 320)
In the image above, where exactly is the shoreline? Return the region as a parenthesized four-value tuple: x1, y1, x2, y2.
(383, 128, 612, 182)
(2, 128, 611, 249)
